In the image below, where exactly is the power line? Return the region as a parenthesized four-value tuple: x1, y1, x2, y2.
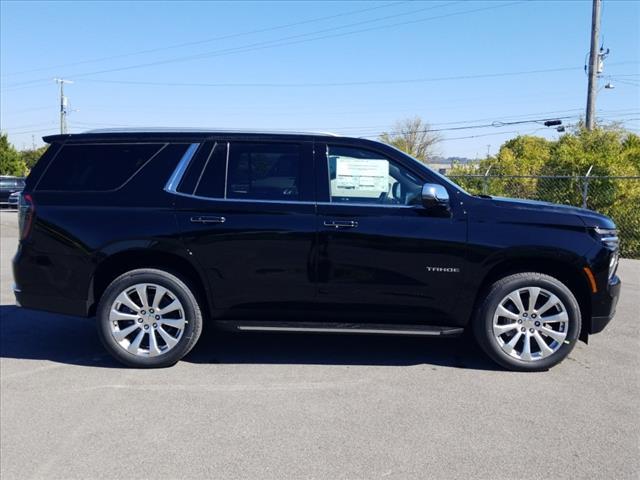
(329, 111, 638, 137)
(1, 124, 58, 135)
(5, 108, 637, 134)
(610, 79, 640, 87)
(0, 106, 52, 115)
(75, 65, 612, 89)
(0, 1, 412, 78)
(0, 121, 56, 130)
(4, 60, 637, 94)
(2, 1, 518, 89)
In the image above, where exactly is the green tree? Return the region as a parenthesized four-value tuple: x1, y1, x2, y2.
(449, 126, 640, 257)
(542, 127, 640, 256)
(20, 145, 48, 170)
(543, 126, 637, 177)
(621, 133, 640, 172)
(0, 133, 27, 176)
(449, 135, 553, 197)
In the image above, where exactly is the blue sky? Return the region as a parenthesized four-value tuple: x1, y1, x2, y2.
(1, 0, 638, 158)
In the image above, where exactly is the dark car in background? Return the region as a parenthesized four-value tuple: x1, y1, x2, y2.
(0, 176, 25, 208)
(8, 191, 21, 208)
(12, 129, 621, 370)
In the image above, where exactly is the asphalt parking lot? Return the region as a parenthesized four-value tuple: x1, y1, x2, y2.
(0, 210, 638, 480)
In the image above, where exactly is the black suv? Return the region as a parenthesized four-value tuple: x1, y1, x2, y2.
(12, 130, 621, 370)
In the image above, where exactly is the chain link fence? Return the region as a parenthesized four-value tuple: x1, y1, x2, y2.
(447, 174, 640, 259)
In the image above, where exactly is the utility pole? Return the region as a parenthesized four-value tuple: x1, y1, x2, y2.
(54, 78, 73, 134)
(585, 0, 601, 131)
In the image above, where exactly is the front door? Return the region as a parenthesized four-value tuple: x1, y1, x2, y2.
(173, 139, 316, 319)
(314, 142, 467, 325)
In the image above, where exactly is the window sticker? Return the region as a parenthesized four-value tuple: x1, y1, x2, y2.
(331, 156, 389, 198)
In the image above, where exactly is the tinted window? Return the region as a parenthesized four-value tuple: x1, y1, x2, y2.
(328, 145, 422, 205)
(37, 143, 164, 191)
(194, 142, 228, 198)
(177, 141, 214, 195)
(227, 143, 301, 201)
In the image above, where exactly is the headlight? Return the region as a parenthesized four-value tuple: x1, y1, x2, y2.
(592, 227, 620, 279)
(593, 226, 619, 249)
(608, 250, 619, 280)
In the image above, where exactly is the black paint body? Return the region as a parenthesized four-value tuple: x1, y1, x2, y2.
(12, 131, 621, 338)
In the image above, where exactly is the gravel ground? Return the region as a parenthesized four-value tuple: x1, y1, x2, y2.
(1, 210, 638, 480)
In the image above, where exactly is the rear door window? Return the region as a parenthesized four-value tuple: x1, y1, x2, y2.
(37, 143, 165, 191)
(226, 143, 301, 201)
(193, 142, 228, 198)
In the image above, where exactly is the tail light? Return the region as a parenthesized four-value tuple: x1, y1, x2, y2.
(18, 193, 34, 240)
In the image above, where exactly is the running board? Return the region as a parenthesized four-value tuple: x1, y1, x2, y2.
(216, 321, 464, 337)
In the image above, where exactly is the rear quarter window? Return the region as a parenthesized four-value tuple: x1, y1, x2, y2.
(36, 143, 165, 191)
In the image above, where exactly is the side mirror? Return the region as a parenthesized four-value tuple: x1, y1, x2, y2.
(421, 183, 450, 209)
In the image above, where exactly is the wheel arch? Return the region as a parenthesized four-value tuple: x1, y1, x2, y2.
(471, 256, 592, 342)
(89, 249, 212, 319)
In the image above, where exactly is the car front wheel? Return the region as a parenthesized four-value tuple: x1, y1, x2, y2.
(96, 268, 203, 368)
(473, 272, 581, 371)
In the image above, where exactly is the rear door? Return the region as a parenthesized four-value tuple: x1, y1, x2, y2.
(173, 138, 317, 319)
(314, 142, 467, 325)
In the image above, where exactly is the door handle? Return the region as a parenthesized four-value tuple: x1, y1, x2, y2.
(190, 216, 226, 224)
(323, 220, 358, 229)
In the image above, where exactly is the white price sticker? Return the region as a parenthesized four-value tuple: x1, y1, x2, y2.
(332, 157, 389, 198)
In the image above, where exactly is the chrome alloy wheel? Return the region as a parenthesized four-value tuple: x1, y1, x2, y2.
(492, 286, 569, 362)
(109, 283, 187, 357)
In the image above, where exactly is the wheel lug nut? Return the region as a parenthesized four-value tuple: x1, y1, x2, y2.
(144, 325, 149, 330)
(535, 321, 541, 327)
(137, 318, 143, 323)
(149, 309, 154, 314)
(141, 310, 146, 315)
(529, 328, 534, 333)
(155, 315, 160, 320)
(153, 323, 157, 328)
(531, 314, 537, 318)
(523, 313, 528, 317)
(521, 327, 526, 332)
(517, 319, 523, 324)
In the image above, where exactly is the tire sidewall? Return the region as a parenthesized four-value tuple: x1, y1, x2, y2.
(476, 274, 581, 371)
(97, 269, 201, 368)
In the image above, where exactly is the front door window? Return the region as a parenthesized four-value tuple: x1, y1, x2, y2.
(327, 145, 423, 206)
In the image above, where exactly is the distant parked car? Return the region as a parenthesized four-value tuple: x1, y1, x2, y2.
(0, 176, 25, 208)
(8, 191, 21, 209)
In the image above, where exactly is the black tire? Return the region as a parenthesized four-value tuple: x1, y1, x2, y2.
(473, 272, 581, 372)
(96, 268, 203, 368)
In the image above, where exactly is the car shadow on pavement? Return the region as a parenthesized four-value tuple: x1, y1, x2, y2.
(0, 305, 500, 371)
(0, 305, 121, 368)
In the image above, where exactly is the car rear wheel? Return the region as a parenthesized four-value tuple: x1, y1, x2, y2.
(473, 272, 581, 371)
(96, 268, 203, 368)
